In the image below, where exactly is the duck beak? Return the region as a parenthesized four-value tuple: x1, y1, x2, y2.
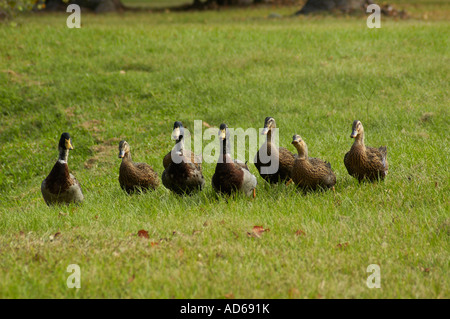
(65, 139, 74, 150)
(350, 130, 358, 138)
(261, 127, 269, 135)
(172, 127, 181, 141)
(118, 150, 125, 158)
(219, 129, 226, 140)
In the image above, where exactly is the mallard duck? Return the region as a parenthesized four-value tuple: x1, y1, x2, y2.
(344, 120, 388, 182)
(291, 134, 336, 191)
(118, 140, 159, 194)
(212, 123, 257, 197)
(41, 132, 84, 206)
(162, 121, 205, 195)
(254, 117, 295, 184)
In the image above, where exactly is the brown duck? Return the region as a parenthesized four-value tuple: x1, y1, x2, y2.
(41, 132, 84, 205)
(118, 140, 159, 194)
(291, 134, 336, 191)
(212, 123, 257, 197)
(344, 120, 388, 182)
(162, 121, 205, 195)
(254, 117, 295, 184)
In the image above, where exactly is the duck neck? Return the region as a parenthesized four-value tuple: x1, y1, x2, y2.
(353, 131, 365, 148)
(58, 147, 69, 164)
(220, 138, 228, 161)
(266, 127, 275, 144)
(175, 137, 184, 153)
(122, 151, 132, 161)
(295, 143, 308, 160)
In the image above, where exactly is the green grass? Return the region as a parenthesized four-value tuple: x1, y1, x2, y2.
(0, 3, 449, 298)
(122, 0, 193, 8)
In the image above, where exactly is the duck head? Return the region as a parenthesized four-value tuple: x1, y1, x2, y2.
(261, 117, 276, 135)
(118, 140, 130, 158)
(172, 121, 184, 143)
(218, 123, 229, 140)
(292, 134, 308, 158)
(59, 132, 74, 151)
(350, 120, 364, 138)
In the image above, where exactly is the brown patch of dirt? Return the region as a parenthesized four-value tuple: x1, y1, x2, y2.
(77, 117, 121, 170)
(79, 119, 103, 135)
(84, 137, 121, 169)
(1, 69, 42, 86)
(65, 106, 76, 119)
(420, 112, 434, 123)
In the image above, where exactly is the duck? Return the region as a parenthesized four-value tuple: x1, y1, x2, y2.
(162, 121, 205, 195)
(291, 134, 336, 191)
(41, 132, 84, 206)
(212, 123, 257, 197)
(254, 117, 295, 184)
(118, 140, 159, 194)
(344, 120, 388, 182)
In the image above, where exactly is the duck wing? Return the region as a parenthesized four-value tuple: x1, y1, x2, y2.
(162, 159, 204, 195)
(366, 146, 388, 171)
(305, 157, 336, 188)
(163, 151, 171, 169)
(279, 147, 295, 168)
(240, 168, 257, 197)
(344, 150, 351, 174)
(233, 158, 249, 171)
(68, 173, 85, 202)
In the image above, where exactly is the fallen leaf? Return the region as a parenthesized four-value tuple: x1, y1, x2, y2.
(224, 292, 235, 299)
(137, 230, 149, 239)
(248, 225, 270, 238)
(288, 288, 300, 298)
(420, 267, 431, 273)
(49, 231, 61, 242)
(203, 121, 211, 128)
(127, 275, 135, 283)
(203, 221, 209, 227)
(32, 253, 46, 262)
(295, 229, 306, 236)
(150, 242, 159, 247)
(336, 242, 349, 249)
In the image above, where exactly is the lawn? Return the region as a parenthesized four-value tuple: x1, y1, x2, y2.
(0, 1, 449, 298)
